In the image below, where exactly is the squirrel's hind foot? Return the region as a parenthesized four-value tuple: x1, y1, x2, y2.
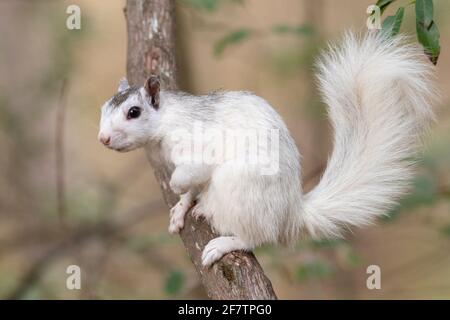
(202, 236, 251, 267)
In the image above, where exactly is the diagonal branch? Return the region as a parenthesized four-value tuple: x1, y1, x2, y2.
(125, 0, 277, 299)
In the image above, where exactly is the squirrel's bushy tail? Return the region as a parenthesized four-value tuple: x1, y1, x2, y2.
(302, 31, 438, 238)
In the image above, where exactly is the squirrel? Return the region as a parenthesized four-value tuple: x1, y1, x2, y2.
(98, 32, 438, 267)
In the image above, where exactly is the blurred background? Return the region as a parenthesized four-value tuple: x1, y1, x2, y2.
(0, 0, 449, 299)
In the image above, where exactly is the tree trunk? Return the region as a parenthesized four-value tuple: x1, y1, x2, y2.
(124, 0, 277, 300)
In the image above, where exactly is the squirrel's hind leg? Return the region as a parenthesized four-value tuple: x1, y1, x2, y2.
(202, 236, 252, 267)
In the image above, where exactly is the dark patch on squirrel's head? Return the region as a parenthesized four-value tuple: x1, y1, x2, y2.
(144, 75, 160, 109)
(110, 86, 139, 108)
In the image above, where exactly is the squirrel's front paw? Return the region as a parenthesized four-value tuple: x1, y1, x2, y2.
(168, 199, 191, 234)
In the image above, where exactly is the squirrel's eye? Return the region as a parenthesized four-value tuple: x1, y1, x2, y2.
(127, 106, 141, 119)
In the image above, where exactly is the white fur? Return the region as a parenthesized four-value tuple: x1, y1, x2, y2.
(169, 191, 194, 234)
(98, 31, 438, 267)
(303, 31, 437, 238)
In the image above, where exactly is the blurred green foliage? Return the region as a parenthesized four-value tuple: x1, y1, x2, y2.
(39, 8, 88, 95)
(345, 249, 363, 267)
(386, 175, 436, 221)
(213, 25, 313, 57)
(308, 238, 345, 249)
(296, 260, 334, 282)
(181, 0, 243, 12)
(127, 233, 175, 251)
(385, 135, 450, 222)
(164, 270, 185, 295)
(183, 0, 314, 58)
(440, 225, 450, 237)
(0, 96, 23, 141)
(271, 24, 314, 36)
(214, 28, 251, 56)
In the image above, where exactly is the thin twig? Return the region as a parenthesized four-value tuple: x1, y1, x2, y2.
(55, 79, 69, 228)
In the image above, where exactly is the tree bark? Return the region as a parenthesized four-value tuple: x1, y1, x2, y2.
(124, 0, 277, 300)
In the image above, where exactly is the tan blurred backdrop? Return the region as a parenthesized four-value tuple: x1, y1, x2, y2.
(0, 0, 449, 299)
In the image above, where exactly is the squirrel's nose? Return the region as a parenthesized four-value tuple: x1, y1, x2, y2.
(99, 134, 111, 146)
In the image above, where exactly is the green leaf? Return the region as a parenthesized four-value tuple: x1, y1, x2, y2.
(164, 270, 185, 295)
(416, 0, 433, 27)
(296, 261, 333, 282)
(415, 0, 440, 64)
(214, 29, 251, 56)
(382, 7, 404, 37)
(272, 24, 314, 36)
(376, 0, 397, 15)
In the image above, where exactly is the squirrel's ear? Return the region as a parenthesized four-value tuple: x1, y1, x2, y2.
(144, 75, 160, 109)
(118, 78, 130, 92)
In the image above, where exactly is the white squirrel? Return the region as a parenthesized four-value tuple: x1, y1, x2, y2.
(98, 32, 437, 267)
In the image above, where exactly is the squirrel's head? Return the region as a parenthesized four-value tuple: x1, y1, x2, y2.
(98, 76, 161, 152)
